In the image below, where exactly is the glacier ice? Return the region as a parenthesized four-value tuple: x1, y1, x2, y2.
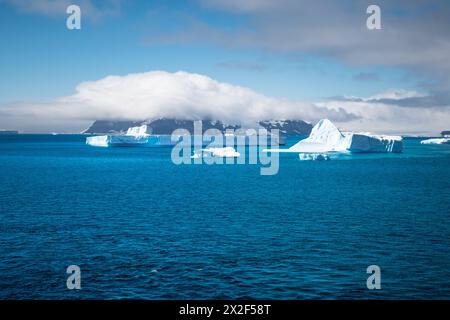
(268, 119, 403, 153)
(420, 138, 450, 145)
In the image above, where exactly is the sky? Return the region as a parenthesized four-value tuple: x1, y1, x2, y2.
(0, 0, 449, 134)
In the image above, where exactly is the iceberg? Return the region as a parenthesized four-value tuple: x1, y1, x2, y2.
(86, 125, 151, 147)
(87, 123, 284, 148)
(86, 134, 149, 147)
(125, 125, 150, 137)
(420, 138, 450, 145)
(86, 135, 110, 147)
(267, 119, 403, 153)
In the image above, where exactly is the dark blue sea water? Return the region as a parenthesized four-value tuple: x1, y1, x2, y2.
(1, 134, 450, 299)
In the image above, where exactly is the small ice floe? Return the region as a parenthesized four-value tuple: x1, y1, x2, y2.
(192, 147, 240, 158)
(298, 153, 330, 161)
(203, 147, 240, 158)
(420, 138, 450, 145)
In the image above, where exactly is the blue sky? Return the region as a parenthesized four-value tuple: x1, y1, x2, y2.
(0, 0, 449, 133)
(0, 0, 417, 104)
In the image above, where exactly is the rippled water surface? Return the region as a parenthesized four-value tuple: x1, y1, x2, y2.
(0, 135, 450, 299)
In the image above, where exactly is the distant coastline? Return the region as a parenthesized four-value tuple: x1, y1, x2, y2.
(0, 130, 19, 135)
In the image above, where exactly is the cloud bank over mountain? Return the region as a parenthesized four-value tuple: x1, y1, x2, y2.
(0, 71, 357, 132)
(1, 71, 449, 134)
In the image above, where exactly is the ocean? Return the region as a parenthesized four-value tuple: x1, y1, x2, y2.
(0, 134, 449, 299)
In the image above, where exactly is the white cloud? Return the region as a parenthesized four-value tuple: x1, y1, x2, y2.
(367, 89, 427, 101)
(2, 71, 447, 134)
(0, 70, 356, 133)
(319, 89, 450, 135)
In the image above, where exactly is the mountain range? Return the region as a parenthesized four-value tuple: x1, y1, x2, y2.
(83, 118, 313, 135)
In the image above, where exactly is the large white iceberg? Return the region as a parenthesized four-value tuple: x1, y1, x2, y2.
(420, 138, 450, 145)
(268, 119, 403, 153)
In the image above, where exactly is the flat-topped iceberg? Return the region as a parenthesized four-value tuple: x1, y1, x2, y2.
(86, 135, 110, 147)
(268, 119, 403, 153)
(420, 138, 450, 145)
(86, 125, 151, 147)
(87, 123, 284, 148)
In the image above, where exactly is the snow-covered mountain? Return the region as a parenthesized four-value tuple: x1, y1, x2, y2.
(83, 118, 312, 135)
(258, 120, 312, 135)
(82, 120, 143, 135)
